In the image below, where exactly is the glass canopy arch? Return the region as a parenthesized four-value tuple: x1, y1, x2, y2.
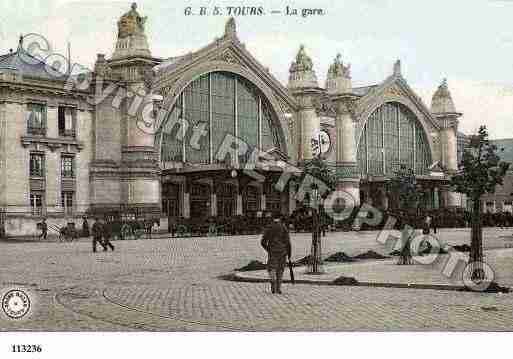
(159, 71, 283, 164)
(357, 102, 432, 176)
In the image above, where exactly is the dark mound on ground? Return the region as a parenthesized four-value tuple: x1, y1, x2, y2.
(483, 282, 510, 293)
(324, 252, 355, 263)
(452, 244, 471, 252)
(293, 255, 313, 266)
(333, 276, 358, 285)
(418, 243, 449, 255)
(390, 245, 449, 256)
(354, 250, 389, 260)
(235, 260, 267, 271)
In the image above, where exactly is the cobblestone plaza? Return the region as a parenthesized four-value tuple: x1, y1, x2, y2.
(1, 228, 513, 331)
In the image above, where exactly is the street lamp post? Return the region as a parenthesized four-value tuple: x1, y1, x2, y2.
(308, 133, 324, 274)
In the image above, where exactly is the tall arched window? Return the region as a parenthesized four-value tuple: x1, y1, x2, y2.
(357, 102, 431, 176)
(160, 71, 282, 164)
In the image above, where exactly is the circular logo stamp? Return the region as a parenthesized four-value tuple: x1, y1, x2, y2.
(2, 289, 31, 319)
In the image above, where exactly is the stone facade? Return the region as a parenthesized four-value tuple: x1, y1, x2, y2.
(0, 3, 463, 237)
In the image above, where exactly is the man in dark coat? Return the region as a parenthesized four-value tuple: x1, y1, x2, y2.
(261, 214, 292, 294)
(82, 217, 90, 238)
(91, 218, 107, 252)
(102, 220, 115, 251)
(39, 218, 48, 240)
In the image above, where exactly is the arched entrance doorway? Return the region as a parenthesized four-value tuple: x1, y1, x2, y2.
(158, 70, 288, 219)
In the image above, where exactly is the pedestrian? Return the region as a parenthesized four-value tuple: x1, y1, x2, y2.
(168, 216, 176, 237)
(423, 215, 432, 235)
(39, 218, 48, 240)
(91, 217, 107, 252)
(82, 216, 90, 238)
(102, 220, 115, 251)
(432, 215, 438, 234)
(261, 213, 292, 294)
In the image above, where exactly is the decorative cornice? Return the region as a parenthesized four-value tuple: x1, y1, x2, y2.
(21, 135, 84, 152)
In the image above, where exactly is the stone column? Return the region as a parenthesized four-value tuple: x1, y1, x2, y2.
(182, 181, 190, 219)
(45, 150, 59, 215)
(431, 79, 462, 208)
(293, 89, 321, 163)
(331, 94, 360, 207)
(442, 125, 460, 207)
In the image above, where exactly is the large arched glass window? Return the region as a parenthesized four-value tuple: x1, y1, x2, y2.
(357, 102, 431, 176)
(160, 71, 282, 164)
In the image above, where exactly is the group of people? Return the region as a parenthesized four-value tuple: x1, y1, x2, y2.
(37, 217, 114, 253)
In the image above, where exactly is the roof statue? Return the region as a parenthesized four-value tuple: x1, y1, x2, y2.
(326, 53, 352, 94)
(327, 53, 351, 78)
(112, 2, 151, 59)
(431, 78, 458, 114)
(118, 2, 147, 38)
(224, 17, 237, 38)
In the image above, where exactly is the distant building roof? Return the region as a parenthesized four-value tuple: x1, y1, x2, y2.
(0, 44, 66, 81)
(352, 85, 377, 97)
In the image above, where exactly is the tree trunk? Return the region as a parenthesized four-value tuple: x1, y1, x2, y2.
(470, 198, 484, 280)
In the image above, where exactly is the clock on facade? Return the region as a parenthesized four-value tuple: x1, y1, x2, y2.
(311, 129, 332, 157)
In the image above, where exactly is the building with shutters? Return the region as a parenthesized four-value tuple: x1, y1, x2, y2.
(0, 3, 465, 236)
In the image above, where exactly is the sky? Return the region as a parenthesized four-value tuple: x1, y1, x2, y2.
(0, 0, 512, 139)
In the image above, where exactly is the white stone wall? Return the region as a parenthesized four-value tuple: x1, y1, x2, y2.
(336, 112, 357, 163)
(299, 108, 319, 161)
(45, 149, 59, 215)
(127, 113, 154, 147)
(75, 110, 92, 214)
(0, 102, 6, 207)
(441, 128, 458, 171)
(90, 178, 121, 205)
(4, 102, 29, 215)
(123, 179, 159, 204)
(94, 100, 121, 162)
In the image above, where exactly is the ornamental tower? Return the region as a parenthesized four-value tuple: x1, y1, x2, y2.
(90, 2, 160, 215)
(431, 79, 462, 207)
(288, 45, 321, 162)
(326, 54, 360, 206)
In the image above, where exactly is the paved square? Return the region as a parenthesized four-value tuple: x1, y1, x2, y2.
(1, 228, 513, 331)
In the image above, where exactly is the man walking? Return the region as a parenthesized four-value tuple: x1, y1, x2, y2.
(91, 218, 107, 252)
(261, 214, 292, 294)
(102, 220, 115, 251)
(39, 218, 48, 240)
